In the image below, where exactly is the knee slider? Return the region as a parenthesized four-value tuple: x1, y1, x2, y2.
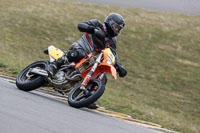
(67, 49, 86, 63)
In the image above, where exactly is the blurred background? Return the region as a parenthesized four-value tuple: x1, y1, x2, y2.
(0, 0, 199, 132)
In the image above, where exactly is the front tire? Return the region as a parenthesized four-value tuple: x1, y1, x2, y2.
(68, 79, 105, 108)
(16, 61, 49, 91)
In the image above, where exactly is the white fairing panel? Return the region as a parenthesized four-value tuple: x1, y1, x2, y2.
(48, 45, 56, 62)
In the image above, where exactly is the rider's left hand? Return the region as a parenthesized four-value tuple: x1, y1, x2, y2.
(94, 28, 105, 42)
(115, 61, 127, 77)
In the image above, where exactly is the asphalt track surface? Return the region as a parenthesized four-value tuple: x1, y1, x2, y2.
(73, 0, 200, 15)
(0, 78, 161, 133)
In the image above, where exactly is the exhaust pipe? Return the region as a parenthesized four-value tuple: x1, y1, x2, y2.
(30, 68, 48, 77)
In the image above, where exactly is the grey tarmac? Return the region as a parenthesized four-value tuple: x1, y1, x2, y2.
(67, 0, 200, 15)
(0, 78, 161, 133)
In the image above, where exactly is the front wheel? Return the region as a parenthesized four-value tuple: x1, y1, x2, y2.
(16, 61, 49, 91)
(68, 79, 105, 108)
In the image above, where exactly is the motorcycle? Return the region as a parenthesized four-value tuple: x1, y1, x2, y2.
(16, 45, 118, 108)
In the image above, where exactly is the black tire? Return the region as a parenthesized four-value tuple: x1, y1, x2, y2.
(68, 79, 105, 108)
(16, 61, 49, 91)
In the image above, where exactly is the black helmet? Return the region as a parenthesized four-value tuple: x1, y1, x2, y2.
(104, 13, 125, 37)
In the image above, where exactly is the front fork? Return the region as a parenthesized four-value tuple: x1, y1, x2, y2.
(80, 53, 103, 90)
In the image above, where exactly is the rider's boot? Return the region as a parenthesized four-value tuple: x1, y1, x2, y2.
(48, 63, 58, 76)
(86, 103, 99, 109)
(48, 55, 68, 77)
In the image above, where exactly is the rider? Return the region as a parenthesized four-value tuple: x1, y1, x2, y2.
(48, 13, 127, 79)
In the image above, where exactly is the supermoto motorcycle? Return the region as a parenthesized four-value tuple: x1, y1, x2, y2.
(16, 45, 118, 108)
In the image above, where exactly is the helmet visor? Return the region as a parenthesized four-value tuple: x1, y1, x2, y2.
(112, 23, 122, 33)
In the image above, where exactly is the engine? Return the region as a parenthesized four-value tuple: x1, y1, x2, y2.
(48, 70, 82, 95)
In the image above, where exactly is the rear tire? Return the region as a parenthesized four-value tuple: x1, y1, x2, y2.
(68, 79, 105, 108)
(16, 61, 49, 91)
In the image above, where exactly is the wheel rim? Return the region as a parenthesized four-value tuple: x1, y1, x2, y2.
(19, 64, 46, 83)
(72, 82, 99, 102)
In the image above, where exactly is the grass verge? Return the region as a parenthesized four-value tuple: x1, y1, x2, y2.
(0, 0, 200, 132)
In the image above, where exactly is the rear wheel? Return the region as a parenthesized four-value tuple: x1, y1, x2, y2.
(16, 61, 49, 91)
(68, 79, 105, 108)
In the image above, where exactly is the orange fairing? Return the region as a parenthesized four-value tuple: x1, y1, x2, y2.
(75, 53, 93, 68)
(99, 63, 117, 79)
(81, 63, 117, 80)
(80, 48, 117, 79)
(75, 48, 117, 79)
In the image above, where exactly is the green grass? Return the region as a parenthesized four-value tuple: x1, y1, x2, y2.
(0, 0, 200, 132)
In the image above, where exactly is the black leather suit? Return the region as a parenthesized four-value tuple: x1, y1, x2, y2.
(68, 19, 117, 60)
(66, 19, 127, 78)
(53, 19, 127, 78)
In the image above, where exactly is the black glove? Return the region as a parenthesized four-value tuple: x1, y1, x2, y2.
(88, 25, 96, 33)
(115, 61, 127, 77)
(94, 28, 105, 42)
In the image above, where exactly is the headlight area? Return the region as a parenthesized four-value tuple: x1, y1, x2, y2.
(106, 57, 113, 65)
